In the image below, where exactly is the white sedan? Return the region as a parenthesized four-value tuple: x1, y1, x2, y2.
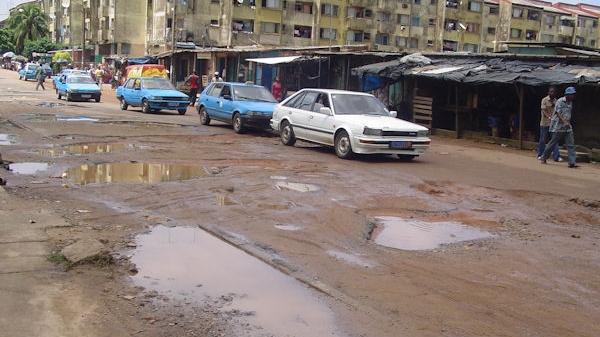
(271, 89, 431, 160)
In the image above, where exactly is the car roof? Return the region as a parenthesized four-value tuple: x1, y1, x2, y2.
(213, 82, 265, 88)
(297, 88, 373, 96)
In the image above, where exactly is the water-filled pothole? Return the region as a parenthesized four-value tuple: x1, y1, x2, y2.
(371, 216, 493, 251)
(131, 226, 341, 337)
(0, 134, 17, 145)
(275, 181, 320, 193)
(9, 162, 49, 175)
(40, 143, 131, 157)
(65, 163, 208, 185)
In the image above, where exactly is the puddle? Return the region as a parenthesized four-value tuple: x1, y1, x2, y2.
(270, 176, 288, 180)
(275, 181, 320, 193)
(372, 216, 493, 251)
(65, 163, 208, 185)
(37, 102, 65, 108)
(216, 194, 236, 206)
(56, 116, 99, 122)
(40, 143, 130, 157)
(0, 134, 17, 145)
(131, 226, 341, 337)
(327, 250, 375, 268)
(274, 224, 303, 231)
(9, 162, 49, 175)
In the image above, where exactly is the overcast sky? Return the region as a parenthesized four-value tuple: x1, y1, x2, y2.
(1, 0, 600, 21)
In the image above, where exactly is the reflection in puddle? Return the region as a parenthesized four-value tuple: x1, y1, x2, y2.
(216, 194, 236, 206)
(274, 224, 302, 231)
(131, 226, 341, 337)
(275, 181, 320, 193)
(56, 116, 98, 122)
(373, 217, 493, 251)
(0, 134, 16, 145)
(9, 162, 49, 175)
(40, 143, 129, 157)
(327, 250, 375, 268)
(65, 163, 207, 185)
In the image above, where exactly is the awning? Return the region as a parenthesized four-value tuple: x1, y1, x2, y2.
(246, 56, 303, 65)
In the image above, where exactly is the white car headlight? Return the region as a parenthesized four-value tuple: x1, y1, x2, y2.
(363, 127, 383, 136)
(418, 130, 430, 137)
(248, 111, 261, 116)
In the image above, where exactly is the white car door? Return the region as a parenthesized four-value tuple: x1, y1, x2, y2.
(308, 92, 335, 145)
(280, 91, 318, 140)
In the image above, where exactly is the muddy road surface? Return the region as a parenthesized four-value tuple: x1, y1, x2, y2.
(1, 69, 599, 337)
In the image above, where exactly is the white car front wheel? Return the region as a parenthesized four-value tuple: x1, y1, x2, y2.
(334, 130, 354, 159)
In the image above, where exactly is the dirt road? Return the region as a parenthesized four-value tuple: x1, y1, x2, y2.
(1, 68, 599, 337)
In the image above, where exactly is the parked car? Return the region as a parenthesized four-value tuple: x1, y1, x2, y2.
(270, 89, 431, 160)
(18, 63, 39, 81)
(197, 82, 278, 133)
(41, 64, 53, 78)
(56, 75, 102, 102)
(52, 69, 89, 88)
(116, 77, 189, 115)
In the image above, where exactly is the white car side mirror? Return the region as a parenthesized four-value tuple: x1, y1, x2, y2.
(389, 110, 398, 118)
(320, 107, 333, 116)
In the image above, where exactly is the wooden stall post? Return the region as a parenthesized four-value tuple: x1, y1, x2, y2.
(518, 85, 524, 150)
(455, 85, 460, 139)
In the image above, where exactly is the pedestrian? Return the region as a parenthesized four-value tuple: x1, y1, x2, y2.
(34, 65, 45, 91)
(211, 71, 222, 83)
(271, 76, 282, 102)
(537, 86, 561, 161)
(185, 70, 201, 106)
(95, 66, 104, 85)
(541, 86, 578, 168)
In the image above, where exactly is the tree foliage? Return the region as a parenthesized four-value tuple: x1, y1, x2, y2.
(7, 4, 49, 54)
(52, 51, 72, 63)
(23, 37, 61, 58)
(0, 29, 15, 54)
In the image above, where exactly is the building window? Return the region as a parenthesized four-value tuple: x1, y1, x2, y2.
(488, 5, 498, 15)
(346, 30, 364, 42)
(319, 27, 337, 39)
(463, 43, 478, 52)
(487, 27, 496, 35)
(261, 22, 280, 33)
(428, 18, 435, 26)
(210, 19, 219, 26)
(466, 22, 479, 33)
(445, 19, 458, 31)
(121, 42, 131, 55)
(293, 25, 312, 38)
(396, 36, 407, 47)
(262, 0, 281, 8)
(427, 39, 433, 46)
(527, 10, 540, 21)
(512, 7, 523, 18)
(593, 20, 598, 28)
(541, 34, 553, 42)
(591, 40, 596, 47)
(398, 14, 410, 25)
(486, 47, 494, 52)
(364, 32, 371, 40)
(544, 15, 555, 26)
(211, 0, 219, 3)
(431, 0, 437, 4)
(294, 1, 313, 14)
(411, 16, 420, 26)
(577, 18, 587, 27)
(232, 20, 254, 33)
(321, 4, 338, 16)
(560, 18, 575, 27)
(446, 0, 459, 9)
(414, 0, 421, 4)
(510, 28, 522, 38)
(375, 33, 389, 45)
(377, 11, 391, 22)
(347, 7, 371, 18)
(468, 1, 481, 12)
(442, 39, 458, 51)
(575, 36, 584, 46)
(525, 30, 537, 40)
(409, 37, 418, 48)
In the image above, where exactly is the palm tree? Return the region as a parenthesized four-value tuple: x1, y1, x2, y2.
(8, 4, 49, 54)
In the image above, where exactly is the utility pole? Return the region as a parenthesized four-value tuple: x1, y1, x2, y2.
(170, 2, 176, 85)
(81, 2, 85, 68)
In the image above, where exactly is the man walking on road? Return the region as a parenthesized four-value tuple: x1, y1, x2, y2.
(185, 71, 200, 106)
(34, 65, 45, 91)
(538, 86, 561, 161)
(541, 86, 578, 168)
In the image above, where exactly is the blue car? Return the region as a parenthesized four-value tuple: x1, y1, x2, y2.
(18, 63, 39, 81)
(197, 82, 278, 133)
(52, 69, 89, 88)
(56, 75, 102, 102)
(116, 77, 189, 115)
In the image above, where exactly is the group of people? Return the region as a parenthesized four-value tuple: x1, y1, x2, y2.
(537, 86, 578, 168)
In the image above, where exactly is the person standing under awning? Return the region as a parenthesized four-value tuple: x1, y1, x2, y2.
(541, 87, 578, 168)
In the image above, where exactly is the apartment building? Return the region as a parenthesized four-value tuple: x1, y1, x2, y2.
(39, 0, 85, 48)
(554, 2, 599, 47)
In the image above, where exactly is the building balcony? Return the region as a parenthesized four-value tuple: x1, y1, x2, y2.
(287, 11, 314, 26)
(377, 22, 396, 34)
(348, 0, 377, 7)
(559, 25, 574, 36)
(100, 5, 109, 18)
(259, 33, 281, 45)
(233, 5, 256, 20)
(347, 17, 374, 31)
(97, 29, 109, 41)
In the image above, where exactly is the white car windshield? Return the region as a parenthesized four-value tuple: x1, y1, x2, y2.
(233, 86, 277, 102)
(331, 94, 389, 116)
(67, 76, 96, 84)
(28, 65, 39, 70)
(143, 78, 175, 90)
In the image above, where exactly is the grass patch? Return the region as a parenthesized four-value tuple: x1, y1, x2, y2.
(47, 251, 70, 267)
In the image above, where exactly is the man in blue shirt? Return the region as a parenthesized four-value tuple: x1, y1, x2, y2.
(540, 86, 577, 168)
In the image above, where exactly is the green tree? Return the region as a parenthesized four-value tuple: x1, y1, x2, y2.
(0, 29, 15, 54)
(23, 37, 61, 59)
(7, 4, 49, 54)
(52, 51, 72, 63)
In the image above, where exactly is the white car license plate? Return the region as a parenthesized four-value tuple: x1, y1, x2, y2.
(390, 141, 412, 149)
(169, 102, 178, 107)
(81, 94, 91, 98)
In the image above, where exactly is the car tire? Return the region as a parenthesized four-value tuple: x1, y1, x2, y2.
(119, 98, 128, 111)
(66, 94, 72, 102)
(199, 107, 210, 125)
(397, 154, 417, 161)
(95, 97, 101, 103)
(334, 130, 354, 159)
(178, 109, 186, 115)
(280, 120, 296, 146)
(142, 99, 151, 114)
(232, 113, 244, 134)
(57, 90, 61, 100)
